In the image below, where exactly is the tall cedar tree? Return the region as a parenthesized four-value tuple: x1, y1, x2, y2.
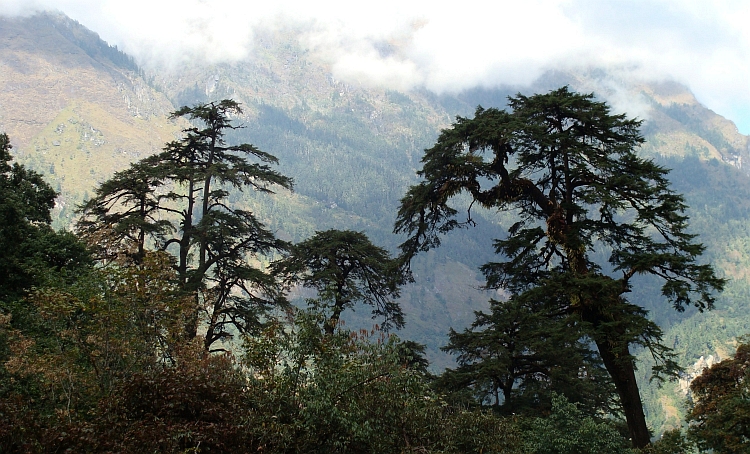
(77, 100, 293, 351)
(272, 229, 404, 335)
(394, 87, 724, 448)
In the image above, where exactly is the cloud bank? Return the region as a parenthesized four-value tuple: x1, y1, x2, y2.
(2, 0, 749, 132)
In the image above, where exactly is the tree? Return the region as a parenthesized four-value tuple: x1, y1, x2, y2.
(240, 309, 524, 453)
(73, 160, 170, 264)
(2, 251, 193, 425)
(642, 429, 695, 454)
(440, 295, 617, 417)
(0, 133, 90, 303)
(83, 352, 254, 453)
(77, 100, 293, 351)
(394, 87, 725, 448)
(522, 394, 635, 454)
(272, 229, 404, 335)
(687, 340, 750, 453)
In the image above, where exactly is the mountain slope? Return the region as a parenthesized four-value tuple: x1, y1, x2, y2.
(0, 12, 180, 222)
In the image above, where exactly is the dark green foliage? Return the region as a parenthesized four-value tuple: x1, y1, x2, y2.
(521, 394, 635, 454)
(687, 341, 750, 453)
(0, 133, 55, 224)
(440, 296, 618, 417)
(0, 248, 239, 453)
(0, 252, 190, 419)
(75, 160, 171, 263)
(5, 351, 255, 453)
(0, 394, 46, 453)
(0, 133, 90, 302)
(77, 100, 293, 350)
(0, 133, 93, 452)
(394, 87, 724, 447)
(83, 353, 252, 453)
(1, 264, 528, 454)
(294, 334, 434, 452)
(272, 229, 405, 334)
(240, 311, 525, 454)
(0, 132, 91, 364)
(396, 339, 431, 375)
(643, 429, 695, 454)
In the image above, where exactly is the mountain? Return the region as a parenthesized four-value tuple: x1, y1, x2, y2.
(2, 12, 750, 436)
(0, 12, 179, 221)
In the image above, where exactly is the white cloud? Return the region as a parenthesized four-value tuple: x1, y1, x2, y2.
(1, 0, 749, 132)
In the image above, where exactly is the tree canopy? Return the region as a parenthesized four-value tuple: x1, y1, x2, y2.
(272, 229, 405, 335)
(0, 133, 90, 305)
(440, 295, 617, 417)
(77, 100, 293, 351)
(394, 87, 725, 448)
(687, 340, 750, 453)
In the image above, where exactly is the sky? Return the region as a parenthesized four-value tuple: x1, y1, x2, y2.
(2, 0, 750, 134)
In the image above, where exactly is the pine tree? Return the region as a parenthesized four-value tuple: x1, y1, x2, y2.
(272, 229, 404, 335)
(77, 100, 293, 351)
(394, 87, 725, 448)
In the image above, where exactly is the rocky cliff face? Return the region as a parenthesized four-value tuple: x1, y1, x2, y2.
(534, 70, 750, 169)
(678, 354, 721, 396)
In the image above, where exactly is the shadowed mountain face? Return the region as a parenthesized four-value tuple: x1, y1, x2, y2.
(2, 12, 750, 435)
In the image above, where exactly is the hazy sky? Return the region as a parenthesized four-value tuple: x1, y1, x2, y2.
(2, 0, 750, 133)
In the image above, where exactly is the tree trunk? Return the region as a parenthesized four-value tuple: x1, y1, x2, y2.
(595, 338, 651, 449)
(325, 306, 342, 336)
(181, 177, 198, 340)
(568, 244, 650, 448)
